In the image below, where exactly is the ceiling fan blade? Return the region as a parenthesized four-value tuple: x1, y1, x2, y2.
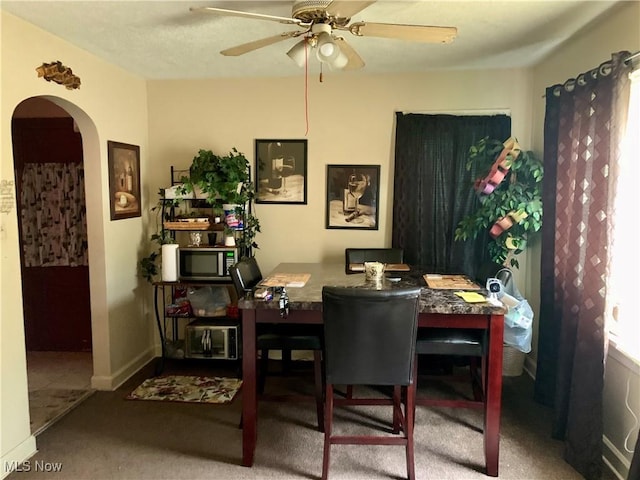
(349, 22, 457, 43)
(190, 7, 305, 26)
(221, 32, 300, 56)
(334, 37, 365, 70)
(326, 0, 376, 19)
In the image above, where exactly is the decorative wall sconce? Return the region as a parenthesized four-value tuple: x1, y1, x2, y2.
(35, 61, 81, 90)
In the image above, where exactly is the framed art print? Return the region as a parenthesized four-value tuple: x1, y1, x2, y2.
(326, 164, 380, 229)
(255, 139, 307, 204)
(107, 141, 141, 220)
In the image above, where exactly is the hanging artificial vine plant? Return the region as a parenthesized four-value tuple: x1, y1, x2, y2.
(454, 136, 544, 268)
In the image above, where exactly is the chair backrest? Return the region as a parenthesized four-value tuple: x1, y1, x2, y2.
(322, 286, 421, 386)
(345, 248, 404, 273)
(229, 257, 263, 297)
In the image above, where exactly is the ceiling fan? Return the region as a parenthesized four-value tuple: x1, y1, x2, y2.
(190, 1, 457, 71)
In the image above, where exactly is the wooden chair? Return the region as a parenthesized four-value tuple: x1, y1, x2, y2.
(344, 247, 404, 274)
(321, 286, 421, 480)
(229, 258, 324, 431)
(414, 262, 512, 410)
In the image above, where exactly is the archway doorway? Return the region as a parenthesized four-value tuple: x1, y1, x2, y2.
(12, 97, 94, 434)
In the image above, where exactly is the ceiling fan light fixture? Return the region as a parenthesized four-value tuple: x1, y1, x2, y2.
(196, 3, 457, 74)
(315, 32, 339, 63)
(328, 49, 348, 70)
(319, 39, 336, 57)
(286, 39, 308, 67)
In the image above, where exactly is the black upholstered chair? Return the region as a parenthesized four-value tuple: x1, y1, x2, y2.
(343, 247, 406, 398)
(321, 286, 421, 480)
(229, 258, 324, 431)
(344, 247, 404, 274)
(229, 257, 263, 298)
(415, 262, 512, 410)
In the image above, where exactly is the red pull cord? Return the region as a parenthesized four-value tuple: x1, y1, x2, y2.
(304, 39, 309, 136)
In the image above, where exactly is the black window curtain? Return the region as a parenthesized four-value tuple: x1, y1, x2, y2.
(392, 113, 511, 277)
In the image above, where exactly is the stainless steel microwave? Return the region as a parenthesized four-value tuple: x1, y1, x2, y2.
(185, 320, 239, 360)
(178, 247, 237, 281)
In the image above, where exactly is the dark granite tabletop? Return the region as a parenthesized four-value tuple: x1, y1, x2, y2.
(238, 263, 506, 315)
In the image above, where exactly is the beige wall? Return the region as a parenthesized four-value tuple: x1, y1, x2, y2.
(530, 2, 640, 477)
(147, 68, 534, 276)
(1, 11, 151, 472)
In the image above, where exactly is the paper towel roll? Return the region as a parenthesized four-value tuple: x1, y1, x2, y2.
(161, 244, 179, 282)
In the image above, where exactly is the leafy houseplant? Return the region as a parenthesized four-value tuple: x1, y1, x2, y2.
(138, 148, 261, 283)
(180, 148, 260, 257)
(454, 137, 543, 268)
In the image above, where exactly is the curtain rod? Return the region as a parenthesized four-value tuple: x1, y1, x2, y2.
(540, 51, 639, 98)
(400, 109, 511, 116)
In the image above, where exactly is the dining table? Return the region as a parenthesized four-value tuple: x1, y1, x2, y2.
(237, 262, 506, 476)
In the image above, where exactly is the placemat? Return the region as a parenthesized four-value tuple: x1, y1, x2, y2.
(260, 273, 311, 288)
(424, 274, 481, 290)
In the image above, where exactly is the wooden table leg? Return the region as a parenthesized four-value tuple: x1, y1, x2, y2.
(242, 309, 257, 467)
(484, 314, 504, 476)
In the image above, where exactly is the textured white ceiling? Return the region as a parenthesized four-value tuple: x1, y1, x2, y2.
(1, 0, 624, 79)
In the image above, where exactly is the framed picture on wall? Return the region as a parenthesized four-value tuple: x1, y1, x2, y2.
(107, 141, 141, 220)
(326, 164, 380, 230)
(255, 139, 307, 204)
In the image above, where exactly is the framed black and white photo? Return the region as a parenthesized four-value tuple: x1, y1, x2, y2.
(255, 139, 307, 204)
(107, 141, 141, 220)
(326, 164, 380, 230)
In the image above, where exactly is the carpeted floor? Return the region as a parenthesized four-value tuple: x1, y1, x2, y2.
(9, 359, 600, 479)
(28, 389, 95, 436)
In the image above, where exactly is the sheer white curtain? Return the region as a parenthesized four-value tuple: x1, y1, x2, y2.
(607, 68, 640, 360)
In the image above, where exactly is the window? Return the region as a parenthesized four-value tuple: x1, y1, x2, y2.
(608, 68, 640, 362)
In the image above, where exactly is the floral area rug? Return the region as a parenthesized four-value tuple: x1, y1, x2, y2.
(126, 375, 242, 404)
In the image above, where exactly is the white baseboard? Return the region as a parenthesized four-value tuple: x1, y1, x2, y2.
(1, 435, 37, 479)
(603, 435, 630, 480)
(90, 348, 155, 391)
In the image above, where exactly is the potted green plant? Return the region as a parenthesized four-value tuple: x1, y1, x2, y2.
(138, 148, 261, 283)
(181, 148, 260, 258)
(454, 137, 543, 268)
(185, 148, 248, 203)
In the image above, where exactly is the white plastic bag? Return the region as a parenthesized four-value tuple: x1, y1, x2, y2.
(503, 294, 534, 330)
(503, 324, 532, 353)
(495, 268, 533, 353)
(187, 286, 230, 317)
